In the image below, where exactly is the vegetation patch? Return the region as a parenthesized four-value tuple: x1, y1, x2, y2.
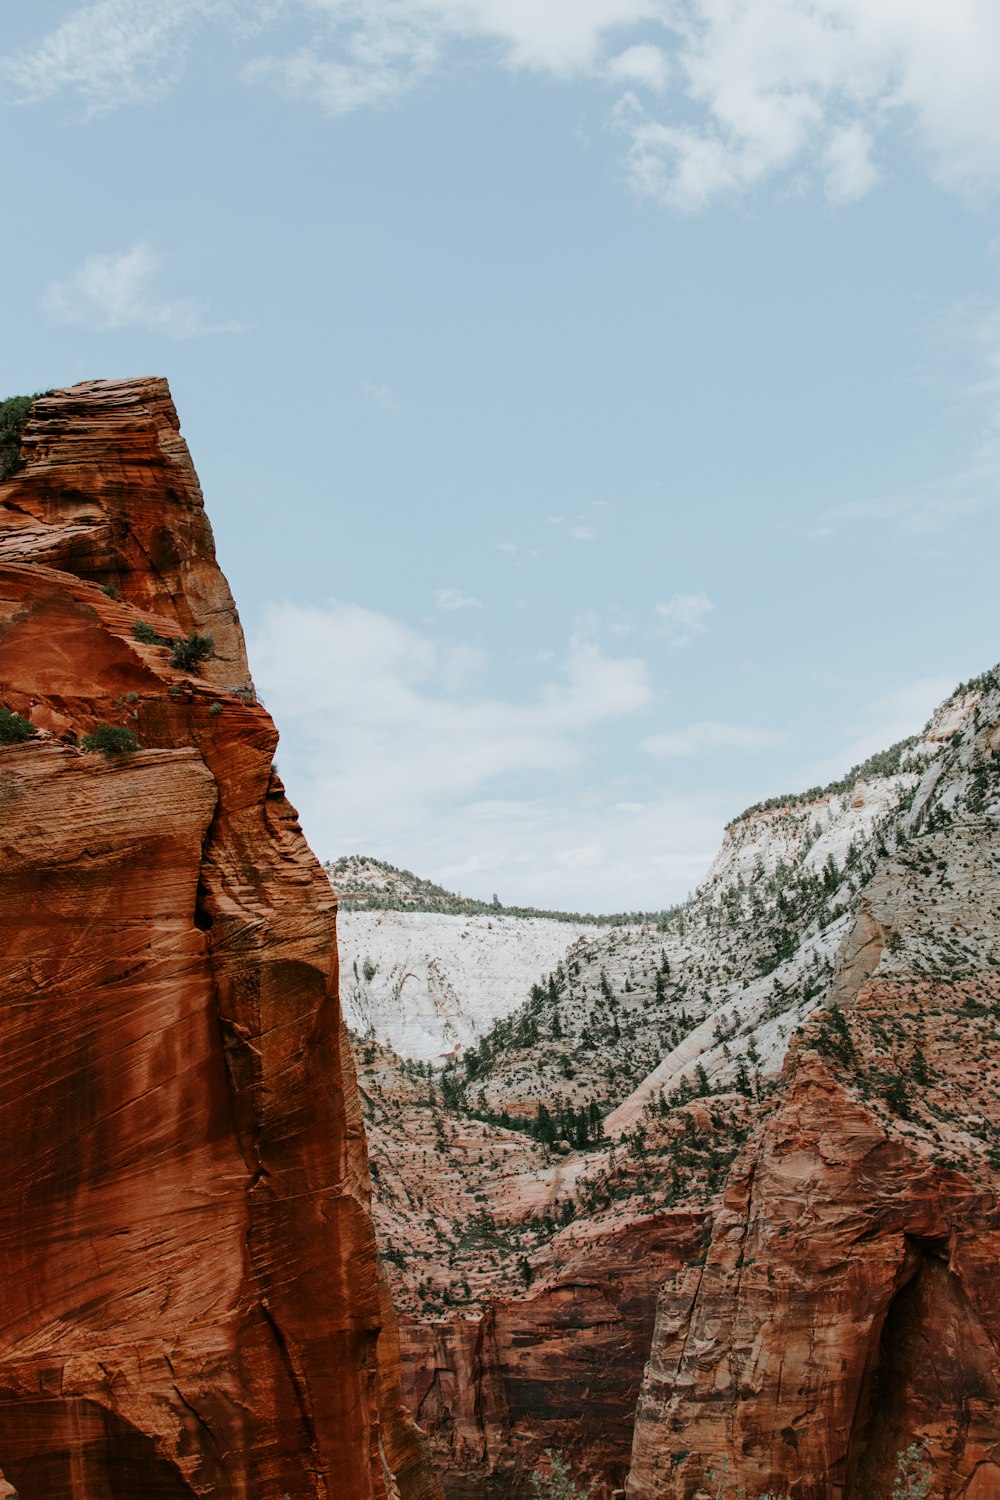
(81, 724, 140, 756)
(0, 706, 38, 744)
(170, 631, 214, 671)
(330, 854, 686, 928)
(530, 1450, 595, 1499)
(0, 395, 34, 481)
(132, 621, 168, 645)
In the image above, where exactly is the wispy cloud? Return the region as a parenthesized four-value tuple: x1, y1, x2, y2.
(653, 591, 713, 648)
(249, 596, 726, 909)
(245, 15, 440, 116)
(13, 3, 1000, 211)
(805, 297, 1000, 537)
(362, 379, 397, 411)
(40, 241, 242, 338)
(641, 720, 783, 757)
(434, 587, 483, 611)
(1, 0, 206, 116)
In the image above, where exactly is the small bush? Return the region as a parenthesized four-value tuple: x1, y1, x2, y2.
(132, 621, 165, 645)
(0, 394, 34, 481)
(0, 706, 37, 744)
(170, 632, 214, 671)
(209, 701, 223, 715)
(529, 1451, 595, 1499)
(892, 1443, 932, 1500)
(81, 723, 140, 757)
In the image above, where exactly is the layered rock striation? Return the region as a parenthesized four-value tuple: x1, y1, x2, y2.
(0, 379, 439, 1500)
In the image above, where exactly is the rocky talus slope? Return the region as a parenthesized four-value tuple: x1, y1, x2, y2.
(0, 380, 439, 1500)
(350, 674, 1000, 1498)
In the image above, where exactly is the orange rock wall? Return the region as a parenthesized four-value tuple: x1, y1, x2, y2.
(0, 379, 438, 1500)
(399, 1214, 707, 1497)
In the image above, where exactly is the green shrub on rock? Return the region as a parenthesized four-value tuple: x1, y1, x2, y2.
(132, 620, 166, 645)
(529, 1451, 595, 1499)
(170, 632, 214, 671)
(81, 724, 140, 756)
(0, 706, 37, 744)
(0, 395, 34, 481)
(892, 1444, 932, 1500)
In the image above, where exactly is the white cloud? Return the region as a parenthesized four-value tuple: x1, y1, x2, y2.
(641, 720, 784, 757)
(11, 3, 1000, 210)
(40, 242, 241, 338)
(822, 121, 879, 204)
(249, 600, 691, 906)
(607, 42, 669, 90)
(434, 587, 483, 611)
(409, 791, 723, 912)
(251, 599, 650, 810)
(362, 379, 398, 411)
(570, 525, 596, 542)
(290, 0, 661, 81)
(616, 1, 1000, 212)
(653, 591, 713, 648)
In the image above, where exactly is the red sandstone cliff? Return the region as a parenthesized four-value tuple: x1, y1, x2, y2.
(398, 1212, 707, 1498)
(0, 379, 440, 1500)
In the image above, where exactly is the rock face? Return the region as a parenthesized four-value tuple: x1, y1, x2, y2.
(0, 380, 439, 1500)
(398, 1213, 708, 1498)
(627, 705, 1000, 1498)
(358, 1037, 742, 1496)
(339, 905, 593, 1064)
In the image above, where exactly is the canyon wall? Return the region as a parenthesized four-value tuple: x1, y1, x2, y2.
(398, 1213, 707, 1498)
(628, 772, 1000, 1497)
(0, 379, 438, 1500)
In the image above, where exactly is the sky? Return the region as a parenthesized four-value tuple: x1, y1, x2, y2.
(2, 1, 999, 912)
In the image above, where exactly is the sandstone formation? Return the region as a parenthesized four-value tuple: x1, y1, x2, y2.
(358, 1038, 747, 1495)
(0, 379, 439, 1500)
(628, 702, 1000, 1498)
(398, 1212, 708, 1498)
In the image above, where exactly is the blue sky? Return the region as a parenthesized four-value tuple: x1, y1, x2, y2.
(2, 1, 999, 910)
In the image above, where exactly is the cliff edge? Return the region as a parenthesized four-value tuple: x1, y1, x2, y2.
(0, 378, 439, 1500)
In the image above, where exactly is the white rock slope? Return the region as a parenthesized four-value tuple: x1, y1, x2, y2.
(337, 908, 592, 1062)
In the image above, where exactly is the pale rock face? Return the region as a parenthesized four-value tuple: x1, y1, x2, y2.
(338, 909, 592, 1062)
